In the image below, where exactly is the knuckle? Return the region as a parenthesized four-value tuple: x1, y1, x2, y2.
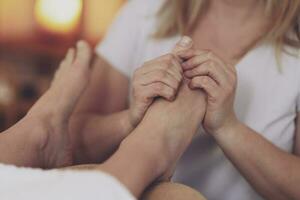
(208, 60, 215, 68)
(154, 83, 164, 92)
(140, 94, 149, 103)
(207, 51, 214, 59)
(157, 70, 168, 79)
(162, 60, 171, 68)
(191, 77, 201, 86)
(167, 88, 176, 99)
(195, 66, 202, 74)
(200, 76, 210, 85)
(164, 54, 175, 62)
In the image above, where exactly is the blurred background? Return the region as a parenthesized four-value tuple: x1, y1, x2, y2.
(0, 0, 125, 131)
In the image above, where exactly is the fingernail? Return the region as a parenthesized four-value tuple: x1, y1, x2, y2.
(179, 36, 192, 47)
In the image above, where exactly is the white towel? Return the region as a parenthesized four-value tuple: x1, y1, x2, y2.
(0, 164, 135, 200)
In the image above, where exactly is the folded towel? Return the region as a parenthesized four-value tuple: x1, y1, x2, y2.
(0, 164, 135, 200)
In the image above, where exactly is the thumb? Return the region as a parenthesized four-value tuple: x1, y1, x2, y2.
(172, 36, 193, 55)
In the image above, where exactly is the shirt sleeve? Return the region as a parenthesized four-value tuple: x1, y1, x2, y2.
(95, 0, 143, 77)
(0, 164, 135, 200)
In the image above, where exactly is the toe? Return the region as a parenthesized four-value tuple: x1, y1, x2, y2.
(65, 48, 75, 66)
(75, 40, 92, 67)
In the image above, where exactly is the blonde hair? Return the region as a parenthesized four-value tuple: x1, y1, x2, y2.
(155, 0, 300, 53)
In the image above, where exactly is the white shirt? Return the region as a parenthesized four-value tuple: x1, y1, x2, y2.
(0, 164, 135, 200)
(96, 0, 300, 199)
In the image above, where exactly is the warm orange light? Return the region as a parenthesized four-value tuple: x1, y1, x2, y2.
(83, 0, 124, 41)
(35, 0, 83, 34)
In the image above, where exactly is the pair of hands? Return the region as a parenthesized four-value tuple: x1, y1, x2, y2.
(129, 37, 239, 136)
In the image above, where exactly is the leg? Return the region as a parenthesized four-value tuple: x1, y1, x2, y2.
(142, 182, 207, 200)
(0, 41, 92, 168)
(97, 83, 207, 198)
(61, 83, 206, 198)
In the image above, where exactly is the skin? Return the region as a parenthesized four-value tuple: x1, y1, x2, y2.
(100, 82, 206, 197)
(0, 40, 207, 199)
(68, 80, 207, 198)
(182, 47, 300, 200)
(0, 41, 92, 168)
(66, 0, 300, 199)
(179, 1, 300, 199)
(69, 37, 194, 164)
(142, 182, 207, 200)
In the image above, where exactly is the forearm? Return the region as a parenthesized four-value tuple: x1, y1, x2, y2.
(214, 122, 300, 200)
(70, 110, 134, 164)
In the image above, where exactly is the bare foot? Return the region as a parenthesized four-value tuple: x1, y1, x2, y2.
(107, 82, 207, 197)
(145, 82, 206, 177)
(26, 41, 92, 168)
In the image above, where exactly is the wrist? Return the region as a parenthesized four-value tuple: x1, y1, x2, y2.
(212, 117, 243, 141)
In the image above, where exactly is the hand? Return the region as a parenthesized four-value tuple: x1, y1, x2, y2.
(180, 49, 239, 135)
(129, 37, 193, 128)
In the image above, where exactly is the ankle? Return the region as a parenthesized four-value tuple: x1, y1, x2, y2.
(121, 133, 169, 179)
(15, 116, 50, 168)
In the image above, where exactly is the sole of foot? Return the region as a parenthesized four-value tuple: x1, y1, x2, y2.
(25, 41, 92, 168)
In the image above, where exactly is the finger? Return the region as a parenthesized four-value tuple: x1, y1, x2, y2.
(206, 52, 237, 77)
(138, 70, 181, 90)
(184, 61, 228, 85)
(172, 36, 194, 55)
(140, 56, 183, 82)
(189, 76, 220, 98)
(206, 52, 231, 72)
(158, 54, 183, 75)
(177, 49, 209, 62)
(142, 54, 180, 72)
(142, 82, 176, 101)
(182, 52, 211, 70)
(169, 59, 184, 81)
(140, 63, 183, 83)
